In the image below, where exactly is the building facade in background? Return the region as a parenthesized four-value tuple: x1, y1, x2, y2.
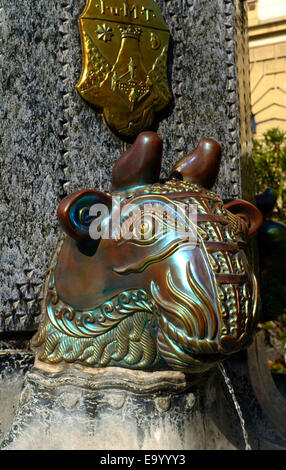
(248, 0, 286, 136)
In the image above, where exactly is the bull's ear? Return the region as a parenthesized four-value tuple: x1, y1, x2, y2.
(58, 190, 112, 242)
(224, 199, 263, 237)
(169, 138, 221, 189)
(112, 132, 162, 191)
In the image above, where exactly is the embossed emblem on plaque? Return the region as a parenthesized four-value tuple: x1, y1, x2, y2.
(76, 0, 171, 138)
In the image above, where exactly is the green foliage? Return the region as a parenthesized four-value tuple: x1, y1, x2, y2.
(254, 128, 286, 373)
(268, 360, 286, 374)
(260, 318, 286, 374)
(254, 128, 286, 222)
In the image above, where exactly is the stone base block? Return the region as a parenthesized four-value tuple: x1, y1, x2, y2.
(0, 362, 235, 450)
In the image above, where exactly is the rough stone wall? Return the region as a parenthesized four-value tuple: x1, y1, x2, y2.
(0, 0, 253, 332)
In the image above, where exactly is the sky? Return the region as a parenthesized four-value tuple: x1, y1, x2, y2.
(258, 0, 286, 20)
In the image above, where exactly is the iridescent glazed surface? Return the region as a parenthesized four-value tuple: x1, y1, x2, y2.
(33, 133, 262, 373)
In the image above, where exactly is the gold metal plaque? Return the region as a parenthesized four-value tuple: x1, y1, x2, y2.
(76, 0, 171, 138)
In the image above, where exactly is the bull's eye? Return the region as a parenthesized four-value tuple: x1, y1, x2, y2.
(117, 200, 187, 246)
(140, 222, 149, 233)
(134, 218, 153, 240)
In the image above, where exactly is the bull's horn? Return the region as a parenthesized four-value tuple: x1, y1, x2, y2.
(169, 138, 221, 189)
(112, 132, 163, 191)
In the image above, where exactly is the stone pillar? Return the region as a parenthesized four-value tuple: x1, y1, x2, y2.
(1, 0, 268, 451)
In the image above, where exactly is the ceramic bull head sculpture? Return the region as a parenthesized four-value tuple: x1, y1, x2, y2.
(33, 132, 263, 373)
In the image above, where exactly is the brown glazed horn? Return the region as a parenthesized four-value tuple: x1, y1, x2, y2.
(111, 131, 163, 191)
(169, 138, 222, 189)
